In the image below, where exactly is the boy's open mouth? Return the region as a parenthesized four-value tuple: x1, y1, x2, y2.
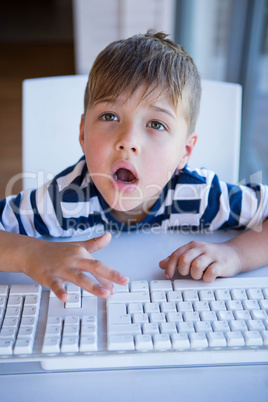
(114, 168, 137, 183)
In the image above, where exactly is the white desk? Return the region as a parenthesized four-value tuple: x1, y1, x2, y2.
(0, 230, 268, 402)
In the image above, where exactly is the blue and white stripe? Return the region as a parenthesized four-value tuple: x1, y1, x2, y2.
(0, 156, 267, 237)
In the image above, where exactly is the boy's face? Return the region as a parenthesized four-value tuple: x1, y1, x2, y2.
(79, 85, 197, 224)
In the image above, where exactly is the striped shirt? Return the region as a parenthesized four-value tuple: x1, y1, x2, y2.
(0, 156, 267, 237)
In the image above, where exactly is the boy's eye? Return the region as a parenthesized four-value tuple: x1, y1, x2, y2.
(148, 121, 166, 131)
(100, 113, 118, 122)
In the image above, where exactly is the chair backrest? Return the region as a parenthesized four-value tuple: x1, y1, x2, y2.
(22, 75, 242, 189)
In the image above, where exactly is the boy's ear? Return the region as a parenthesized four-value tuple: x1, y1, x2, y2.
(177, 133, 198, 170)
(79, 114, 85, 153)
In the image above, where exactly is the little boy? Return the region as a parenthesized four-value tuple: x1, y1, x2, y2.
(0, 31, 267, 302)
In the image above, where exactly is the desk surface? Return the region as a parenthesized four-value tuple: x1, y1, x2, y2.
(0, 230, 268, 402)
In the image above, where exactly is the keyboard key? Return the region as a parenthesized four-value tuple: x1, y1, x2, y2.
(112, 283, 129, 293)
(0, 297, 6, 309)
(128, 303, 143, 314)
(167, 290, 182, 302)
(0, 340, 13, 355)
(0, 328, 17, 340)
(193, 301, 210, 311)
(14, 339, 33, 354)
(262, 330, 268, 345)
(150, 280, 172, 292)
(144, 302, 159, 313)
(108, 292, 150, 304)
(66, 283, 81, 295)
(108, 335, 134, 351)
(17, 327, 35, 340)
(23, 306, 38, 317)
(200, 311, 217, 322)
(153, 334, 171, 350)
(171, 333, 190, 349)
(143, 323, 159, 335)
(183, 290, 199, 302)
(151, 291, 166, 302)
(212, 321, 230, 332)
(7, 296, 23, 308)
(107, 304, 129, 324)
(150, 312, 166, 323)
(231, 289, 247, 300)
(135, 334, 153, 351)
(133, 313, 148, 324)
(225, 331, 245, 347)
(243, 300, 259, 310)
(5, 307, 21, 317)
(22, 318, 36, 331)
(234, 310, 251, 320)
(161, 301, 176, 313)
(81, 325, 96, 336)
(229, 320, 247, 332)
(24, 295, 40, 308)
(0, 285, 8, 297)
(189, 333, 208, 348)
(63, 325, 79, 337)
(247, 320, 265, 331)
(210, 301, 226, 311)
(244, 331, 263, 346)
(46, 316, 62, 326)
(207, 332, 226, 347)
(215, 289, 231, 301)
(44, 326, 62, 338)
(247, 288, 263, 300)
(195, 321, 212, 333)
(2, 318, 19, 328)
(217, 311, 234, 321)
(226, 300, 243, 311)
(160, 322, 177, 334)
(259, 299, 268, 310)
(183, 312, 200, 322)
(251, 310, 267, 320)
(263, 288, 268, 299)
(64, 316, 80, 326)
(177, 301, 193, 312)
(42, 337, 60, 353)
(167, 312, 183, 323)
(108, 323, 141, 335)
(199, 290, 215, 301)
(177, 322, 195, 334)
(80, 336, 97, 352)
(65, 294, 81, 309)
(82, 315, 96, 325)
(10, 284, 41, 296)
(130, 281, 149, 292)
(61, 337, 79, 353)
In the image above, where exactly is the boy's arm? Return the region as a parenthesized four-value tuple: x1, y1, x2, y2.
(159, 220, 268, 281)
(0, 230, 129, 301)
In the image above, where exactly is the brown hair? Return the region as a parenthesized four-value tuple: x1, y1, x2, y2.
(84, 31, 201, 134)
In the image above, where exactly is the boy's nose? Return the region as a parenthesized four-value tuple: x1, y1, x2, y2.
(115, 126, 140, 154)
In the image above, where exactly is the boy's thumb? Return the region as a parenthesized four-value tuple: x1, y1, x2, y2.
(81, 232, 112, 254)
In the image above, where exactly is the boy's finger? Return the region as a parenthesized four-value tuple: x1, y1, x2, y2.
(81, 232, 112, 253)
(177, 248, 202, 276)
(49, 278, 69, 302)
(190, 254, 214, 280)
(163, 253, 180, 279)
(63, 269, 112, 298)
(75, 258, 129, 285)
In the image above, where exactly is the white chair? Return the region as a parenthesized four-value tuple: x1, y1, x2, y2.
(22, 76, 242, 189)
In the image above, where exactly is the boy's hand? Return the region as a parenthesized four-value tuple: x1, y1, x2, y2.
(159, 240, 242, 282)
(23, 232, 129, 302)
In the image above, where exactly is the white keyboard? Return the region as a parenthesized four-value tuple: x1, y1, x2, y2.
(0, 277, 268, 371)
